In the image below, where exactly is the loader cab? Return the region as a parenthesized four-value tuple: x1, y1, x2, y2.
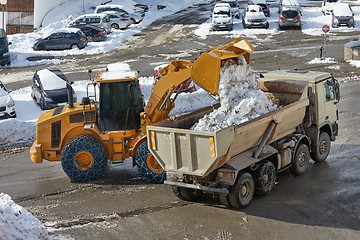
(93, 71, 144, 132)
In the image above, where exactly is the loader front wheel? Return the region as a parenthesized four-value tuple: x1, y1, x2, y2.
(60, 135, 107, 182)
(229, 172, 254, 209)
(135, 141, 166, 183)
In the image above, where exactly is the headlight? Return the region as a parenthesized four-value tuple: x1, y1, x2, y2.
(349, 18, 354, 23)
(333, 18, 339, 24)
(43, 94, 55, 103)
(6, 99, 14, 107)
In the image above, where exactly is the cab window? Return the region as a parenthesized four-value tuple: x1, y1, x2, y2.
(324, 80, 335, 101)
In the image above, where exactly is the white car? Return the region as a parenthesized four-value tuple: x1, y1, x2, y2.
(332, 2, 355, 28)
(0, 80, 16, 119)
(94, 4, 144, 24)
(243, 4, 269, 29)
(212, 3, 233, 31)
(321, 0, 338, 15)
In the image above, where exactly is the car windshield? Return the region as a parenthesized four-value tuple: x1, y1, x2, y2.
(225, 1, 237, 7)
(214, 10, 230, 16)
(37, 69, 67, 91)
(282, 10, 299, 18)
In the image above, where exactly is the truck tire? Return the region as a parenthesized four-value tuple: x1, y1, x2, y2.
(311, 132, 331, 162)
(60, 135, 107, 182)
(219, 194, 232, 208)
(135, 141, 166, 183)
(172, 186, 203, 201)
(254, 161, 276, 196)
(228, 172, 255, 209)
(290, 144, 310, 176)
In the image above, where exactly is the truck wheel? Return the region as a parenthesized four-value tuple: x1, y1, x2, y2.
(228, 172, 255, 209)
(311, 132, 331, 162)
(290, 144, 310, 176)
(219, 194, 232, 208)
(172, 186, 203, 201)
(60, 135, 107, 182)
(135, 141, 166, 183)
(254, 161, 276, 196)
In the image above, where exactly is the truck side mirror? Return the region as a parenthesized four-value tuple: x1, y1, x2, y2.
(334, 79, 340, 103)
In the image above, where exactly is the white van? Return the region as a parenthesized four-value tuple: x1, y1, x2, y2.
(279, 0, 301, 14)
(212, 3, 233, 31)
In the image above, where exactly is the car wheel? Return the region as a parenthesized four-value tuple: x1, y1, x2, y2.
(130, 18, 136, 24)
(38, 44, 46, 51)
(87, 36, 93, 42)
(111, 23, 119, 29)
(70, 44, 79, 50)
(40, 96, 46, 110)
(31, 91, 36, 100)
(6, 60, 10, 66)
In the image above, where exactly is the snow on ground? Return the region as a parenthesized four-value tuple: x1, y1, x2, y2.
(8, 0, 208, 68)
(0, 193, 49, 240)
(192, 58, 277, 131)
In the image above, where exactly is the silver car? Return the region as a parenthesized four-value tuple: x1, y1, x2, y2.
(242, 5, 269, 29)
(278, 8, 301, 30)
(68, 14, 112, 34)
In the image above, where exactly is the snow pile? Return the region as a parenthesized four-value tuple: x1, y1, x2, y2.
(0, 119, 36, 147)
(307, 57, 337, 64)
(0, 193, 49, 240)
(192, 58, 277, 131)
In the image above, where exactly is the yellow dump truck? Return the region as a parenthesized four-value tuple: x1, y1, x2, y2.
(147, 69, 340, 208)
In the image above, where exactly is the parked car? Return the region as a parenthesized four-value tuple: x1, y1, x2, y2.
(105, 12, 132, 29)
(252, 0, 270, 17)
(332, 2, 354, 28)
(322, 0, 338, 15)
(33, 28, 88, 51)
(279, 8, 301, 30)
(0, 29, 11, 66)
(242, 4, 269, 29)
(134, 3, 149, 13)
(279, 0, 301, 14)
(0, 80, 16, 119)
(154, 64, 196, 93)
(212, 3, 233, 31)
(94, 4, 144, 24)
(68, 14, 112, 34)
(221, 0, 240, 19)
(31, 68, 77, 110)
(73, 25, 107, 42)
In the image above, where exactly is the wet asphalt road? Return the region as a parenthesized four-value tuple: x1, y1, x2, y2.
(0, 2, 360, 239)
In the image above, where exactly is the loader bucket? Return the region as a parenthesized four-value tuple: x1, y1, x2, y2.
(191, 39, 254, 96)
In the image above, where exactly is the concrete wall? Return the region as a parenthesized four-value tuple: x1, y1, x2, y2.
(34, 0, 66, 29)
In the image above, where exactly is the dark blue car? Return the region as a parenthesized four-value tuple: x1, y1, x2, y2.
(33, 28, 88, 51)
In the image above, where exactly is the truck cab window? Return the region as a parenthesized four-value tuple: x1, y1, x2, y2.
(324, 80, 335, 101)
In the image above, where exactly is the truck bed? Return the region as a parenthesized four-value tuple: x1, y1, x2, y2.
(147, 79, 309, 177)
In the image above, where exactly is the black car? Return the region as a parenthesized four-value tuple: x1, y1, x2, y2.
(32, 28, 88, 51)
(31, 68, 77, 110)
(72, 25, 107, 42)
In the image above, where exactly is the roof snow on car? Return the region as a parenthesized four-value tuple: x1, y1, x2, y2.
(333, 2, 353, 16)
(37, 69, 68, 91)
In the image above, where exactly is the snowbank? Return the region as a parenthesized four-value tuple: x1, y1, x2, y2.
(0, 193, 49, 240)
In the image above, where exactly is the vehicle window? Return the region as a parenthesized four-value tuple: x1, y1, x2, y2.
(64, 33, 72, 38)
(49, 33, 63, 40)
(325, 80, 335, 101)
(282, 10, 298, 18)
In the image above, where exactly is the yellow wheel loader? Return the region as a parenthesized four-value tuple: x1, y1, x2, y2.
(29, 39, 254, 183)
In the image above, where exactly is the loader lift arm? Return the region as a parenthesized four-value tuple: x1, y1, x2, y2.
(140, 38, 254, 133)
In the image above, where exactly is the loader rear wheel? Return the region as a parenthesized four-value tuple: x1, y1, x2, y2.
(172, 186, 203, 201)
(229, 172, 254, 209)
(60, 135, 107, 182)
(290, 144, 310, 176)
(135, 140, 166, 183)
(254, 161, 276, 196)
(311, 132, 331, 162)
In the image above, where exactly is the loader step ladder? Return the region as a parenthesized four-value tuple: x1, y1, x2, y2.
(109, 135, 125, 161)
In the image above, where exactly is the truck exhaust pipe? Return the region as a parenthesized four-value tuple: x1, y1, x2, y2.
(67, 82, 74, 109)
